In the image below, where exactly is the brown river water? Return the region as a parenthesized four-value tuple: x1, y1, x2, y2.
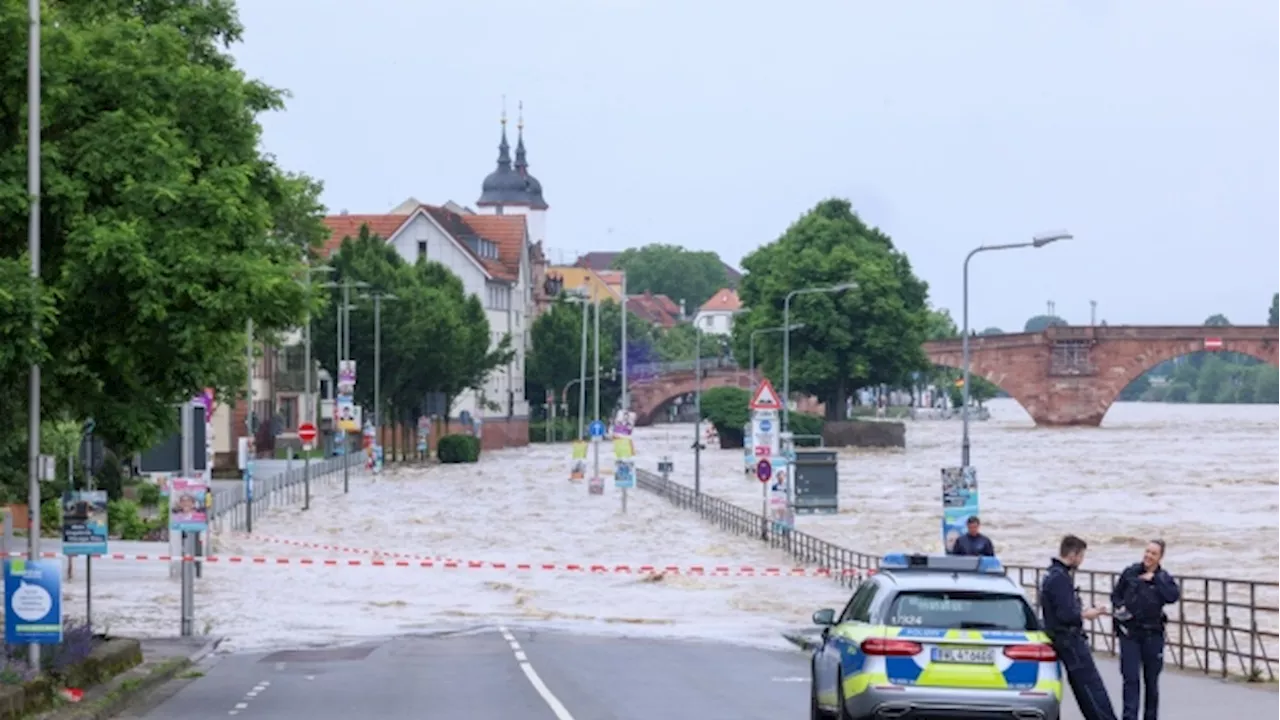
(641, 400, 1280, 583)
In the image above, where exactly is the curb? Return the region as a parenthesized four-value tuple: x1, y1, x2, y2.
(42, 637, 225, 720)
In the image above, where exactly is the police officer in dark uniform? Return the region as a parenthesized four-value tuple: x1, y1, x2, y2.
(1040, 535, 1118, 720)
(1111, 539, 1179, 720)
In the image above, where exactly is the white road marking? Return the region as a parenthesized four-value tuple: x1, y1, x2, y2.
(498, 626, 575, 720)
(234, 703, 248, 710)
(227, 679, 271, 715)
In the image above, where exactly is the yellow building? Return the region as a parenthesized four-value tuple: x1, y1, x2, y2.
(549, 266, 622, 303)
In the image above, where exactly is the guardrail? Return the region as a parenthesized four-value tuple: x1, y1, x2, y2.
(635, 468, 1278, 682)
(210, 454, 364, 533)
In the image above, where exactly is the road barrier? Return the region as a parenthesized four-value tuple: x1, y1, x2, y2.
(208, 454, 364, 533)
(634, 468, 1278, 682)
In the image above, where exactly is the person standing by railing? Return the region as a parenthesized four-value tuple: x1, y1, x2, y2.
(1112, 539, 1179, 720)
(1041, 534, 1118, 720)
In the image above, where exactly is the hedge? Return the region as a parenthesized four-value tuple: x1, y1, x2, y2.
(437, 434, 481, 463)
(528, 418, 577, 443)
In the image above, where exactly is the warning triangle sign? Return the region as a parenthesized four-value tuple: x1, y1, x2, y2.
(750, 379, 782, 410)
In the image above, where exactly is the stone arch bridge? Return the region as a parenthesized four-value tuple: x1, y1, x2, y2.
(924, 325, 1278, 426)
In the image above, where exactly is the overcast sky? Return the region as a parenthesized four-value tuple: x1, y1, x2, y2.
(231, 0, 1277, 332)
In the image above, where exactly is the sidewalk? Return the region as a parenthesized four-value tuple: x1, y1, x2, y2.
(781, 629, 1277, 720)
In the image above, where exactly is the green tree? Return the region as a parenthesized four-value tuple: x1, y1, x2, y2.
(980, 327, 1004, 335)
(311, 226, 511, 422)
(1204, 313, 1231, 327)
(735, 199, 931, 420)
(0, 1, 317, 493)
(1269, 293, 1278, 326)
(1024, 315, 1068, 332)
(660, 323, 725, 362)
(527, 298, 590, 409)
(611, 244, 729, 310)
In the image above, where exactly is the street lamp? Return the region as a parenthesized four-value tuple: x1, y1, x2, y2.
(303, 264, 334, 426)
(562, 287, 591, 439)
(960, 231, 1070, 467)
(358, 290, 397, 465)
(750, 323, 805, 389)
(782, 282, 857, 431)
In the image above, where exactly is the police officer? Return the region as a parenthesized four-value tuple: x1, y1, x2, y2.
(1111, 539, 1180, 720)
(1041, 535, 1118, 720)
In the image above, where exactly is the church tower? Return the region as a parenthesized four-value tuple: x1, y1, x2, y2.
(476, 102, 548, 247)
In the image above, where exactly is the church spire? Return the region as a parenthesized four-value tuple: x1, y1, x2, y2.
(515, 101, 528, 175)
(496, 96, 512, 169)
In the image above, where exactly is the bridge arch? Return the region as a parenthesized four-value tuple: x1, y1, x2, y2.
(1103, 339, 1278, 412)
(924, 355, 1043, 424)
(630, 370, 752, 426)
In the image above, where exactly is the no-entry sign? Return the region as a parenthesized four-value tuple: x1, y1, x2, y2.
(298, 422, 318, 449)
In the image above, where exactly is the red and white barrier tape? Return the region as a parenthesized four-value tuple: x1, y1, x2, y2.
(227, 534, 450, 561)
(6, 551, 860, 577)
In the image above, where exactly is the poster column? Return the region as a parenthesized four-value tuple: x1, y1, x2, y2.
(613, 410, 636, 512)
(337, 361, 357, 493)
(941, 467, 979, 553)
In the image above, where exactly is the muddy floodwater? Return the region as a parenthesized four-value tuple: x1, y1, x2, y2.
(647, 400, 1279, 582)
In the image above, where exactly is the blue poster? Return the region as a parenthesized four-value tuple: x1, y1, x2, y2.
(5, 559, 62, 645)
(941, 466, 980, 552)
(61, 490, 109, 555)
(614, 460, 636, 489)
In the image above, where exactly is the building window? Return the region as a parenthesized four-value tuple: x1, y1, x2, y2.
(278, 396, 298, 431)
(417, 240, 427, 260)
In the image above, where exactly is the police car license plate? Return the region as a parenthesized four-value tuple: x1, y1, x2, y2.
(931, 647, 995, 665)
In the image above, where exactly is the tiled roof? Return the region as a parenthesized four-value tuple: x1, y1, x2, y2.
(626, 292, 680, 328)
(319, 215, 407, 258)
(699, 288, 741, 313)
(321, 205, 527, 284)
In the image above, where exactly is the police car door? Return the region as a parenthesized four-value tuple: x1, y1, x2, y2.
(816, 579, 880, 701)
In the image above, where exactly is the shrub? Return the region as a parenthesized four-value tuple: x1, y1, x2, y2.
(106, 499, 149, 540)
(40, 499, 61, 538)
(136, 482, 162, 507)
(528, 418, 577, 443)
(789, 412, 825, 446)
(437, 434, 481, 463)
(700, 386, 750, 430)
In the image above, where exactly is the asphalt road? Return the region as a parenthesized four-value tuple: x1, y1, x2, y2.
(121, 629, 1277, 720)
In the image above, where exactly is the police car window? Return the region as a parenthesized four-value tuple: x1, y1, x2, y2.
(886, 591, 1037, 631)
(841, 582, 879, 623)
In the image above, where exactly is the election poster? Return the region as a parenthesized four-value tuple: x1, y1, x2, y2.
(941, 466, 979, 552)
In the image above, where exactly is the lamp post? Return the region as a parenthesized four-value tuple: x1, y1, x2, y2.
(960, 231, 1071, 467)
(750, 323, 805, 389)
(563, 288, 590, 440)
(782, 283, 856, 431)
(359, 290, 396, 472)
(25, 0, 42, 669)
(323, 277, 368, 491)
(693, 326, 703, 494)
(303, 265, 334, 426)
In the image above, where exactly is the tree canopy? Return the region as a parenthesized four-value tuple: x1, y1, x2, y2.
(1024, 314, 1068, 332)
(0, 0, 320, 496)
(309, 225, 511, 422)
(610, 244, 729, 310)
(1269, 293, 1278, 326)
(732, 199, 932, 419)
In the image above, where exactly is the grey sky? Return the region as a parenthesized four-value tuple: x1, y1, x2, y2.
(232, 0, 1277, 332)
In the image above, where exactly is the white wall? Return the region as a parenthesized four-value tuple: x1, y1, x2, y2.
(694, 310, 735, 336)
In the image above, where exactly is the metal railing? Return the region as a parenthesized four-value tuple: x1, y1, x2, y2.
(209, 454, 364, 533)
(629, 357, 740, 379)
(635, 468, 1278, 682)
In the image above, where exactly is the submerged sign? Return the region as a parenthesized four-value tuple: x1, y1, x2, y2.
(61, 491, 108, 555)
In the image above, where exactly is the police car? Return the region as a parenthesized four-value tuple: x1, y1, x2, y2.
(809, 553, 1061, 720)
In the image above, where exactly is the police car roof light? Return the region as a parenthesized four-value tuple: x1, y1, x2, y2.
(878, 553, 1005, 575)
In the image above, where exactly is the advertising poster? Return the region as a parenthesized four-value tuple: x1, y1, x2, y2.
(588, 476, 604, 495)
(169, 478, 211, 533)
(61, 490, 108, 555)
(769, 465, 793, 532)
(743, 423, 754, 474)
(4, 559, 62, 645)
(941, 466, 979, 552)
(614, 460, 636, 489)
(417, 416, 431, 453)
(569, 441, 587, 481)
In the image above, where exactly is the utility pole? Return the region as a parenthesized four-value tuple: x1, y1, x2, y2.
(577, 291, 589, 440)
(364, 290, 396, 475)
(25, 0, 43, 670)
(244, 319, 254, 534)
(180, 402, 195, 636)
(693, 327, 703, 494)
(592, 292, 601, 482)
(1090, 300, 1097, 326)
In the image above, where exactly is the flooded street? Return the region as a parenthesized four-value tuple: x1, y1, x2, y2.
(653, 400, 1279, 582)
(65, 399, 1274, 654)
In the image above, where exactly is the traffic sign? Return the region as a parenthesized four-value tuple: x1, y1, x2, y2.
(758, 418, 772, 432)
(750, 379, 782, 410)
(298, 423, 318, 447)
(589, 420, 606, 439)
(1204, 337, 1223, 351)
(756, 459, 773, 483)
